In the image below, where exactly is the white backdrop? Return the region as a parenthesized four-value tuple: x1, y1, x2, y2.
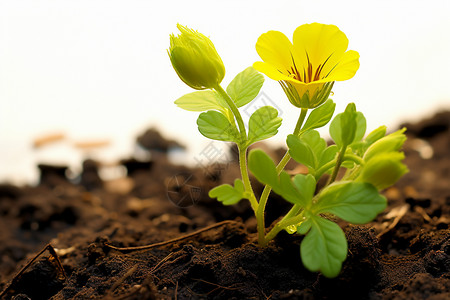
(1, 0, 449, 184)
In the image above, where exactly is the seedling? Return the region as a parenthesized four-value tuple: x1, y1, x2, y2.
(169, 23, 408, 278)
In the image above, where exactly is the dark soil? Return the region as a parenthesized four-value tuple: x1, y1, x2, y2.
(0, 112, 449, 299)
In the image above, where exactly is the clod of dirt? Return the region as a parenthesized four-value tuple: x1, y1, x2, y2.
(136, 128, 184, 152)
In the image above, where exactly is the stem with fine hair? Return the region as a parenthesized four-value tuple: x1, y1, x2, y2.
(238, 145, 258, 210)
(263, 210, 306, 244)
(214, 84, 247, 143)
(214, 84, 258, 210)
(328, 145, 347, 184)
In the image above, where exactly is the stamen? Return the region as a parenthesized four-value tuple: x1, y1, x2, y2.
(305, 51, 313, 83)
(323, 62, 339, 79)
(290, 52, 303, 82)
(313, 64, 322, 82)
(286, 68, 296, 79)
(316, 53, 334, 80)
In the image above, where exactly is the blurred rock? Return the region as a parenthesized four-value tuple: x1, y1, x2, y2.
(120, 158, 153, 176)
(0, 184, 22, 199)
(401, 110, 450, 138)
(136, 128, 184, 152)
(37, 164, 69, 186)
(80, 159, 102, 190)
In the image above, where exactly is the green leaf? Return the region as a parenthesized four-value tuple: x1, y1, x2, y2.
(329, 104, 366, 148)
(278, 171, 308, 205)
(197, 111, 240, 142)
(301, 130, 327, 157)
(292, 174, 316, 207)
(356, 112, 367, 138)
(330, 104, 355, 147)
(287, 135, 316, 169)
(300, 216, 347, 278)
(175, 90, 226, 112)
(248, 106, 282, 144)
(287, 131, 326, 171)
(340, 103, 357, 146)
(297, 218, 312, 235)
(301, 99, 336, 132)
(248, 149, 305, 205)
(227, 67, 264, 107)
(352, 112, 367, 143)
(248, 149, 278, 186)
(329, 114, 343, 148)
(317, 145, 338, 176)
(209, 179, 246, 205)
(313, 181, 387, 224)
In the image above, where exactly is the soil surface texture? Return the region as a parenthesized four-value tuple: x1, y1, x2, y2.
(0, 112, 449, 299)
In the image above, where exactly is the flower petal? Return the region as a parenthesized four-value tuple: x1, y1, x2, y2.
(253, 61, 291, 81)
(325, 50, 360, 81)
(256, 30, 294, 74)
(293, 23, 349, 80)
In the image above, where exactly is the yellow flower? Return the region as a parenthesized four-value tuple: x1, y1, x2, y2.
(254, 23, 360, 108)
(169, 24, 225, 90)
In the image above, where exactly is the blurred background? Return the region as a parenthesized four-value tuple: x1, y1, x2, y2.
(1, 0, 449, 184)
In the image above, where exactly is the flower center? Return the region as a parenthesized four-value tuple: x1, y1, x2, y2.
(287, 52, 336, 83)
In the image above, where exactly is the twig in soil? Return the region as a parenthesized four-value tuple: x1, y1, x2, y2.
(0, 244, 66, 298)
(414, 206, 432, 222)
(193, 278, 243, 291)
(377, 204, 409, 238)
(174, 280, 178, 300)
(106, 251, 177, 298)
(104, 220, 237, 252)
(190, 279, 244, 297)
(149, 252, 176, 274)
(107, 265, 139, 296)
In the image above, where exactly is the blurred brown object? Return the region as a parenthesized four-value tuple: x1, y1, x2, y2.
(80, 159, 103, 191)
(33, 132, 66, 148)
(73, 140, 110, 149)
(137, 128, 184, 152)
(37, 163, 69, 186)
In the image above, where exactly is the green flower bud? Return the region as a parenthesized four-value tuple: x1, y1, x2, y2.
(363, 128, 407, 162)
(357, 152, 408, 190)
(169, 24, 225, 90)
(364, 125, 387, 146)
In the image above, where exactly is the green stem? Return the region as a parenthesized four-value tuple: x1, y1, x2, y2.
(282, 203, 302, 220)
(214, 84, 258, 211)
(265, 152, 365, 242)
(257, 108, 308, 246)
(328, 145, 347, 184)
(263, 211, 306, 243)
(265, 151, 363, 243)
(238, 145, 258, 211)
(293, 109, 307, 136)
(214, 84, 247, 143)
(315, 154, 364, 179)
(344, 154, 364, 165)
